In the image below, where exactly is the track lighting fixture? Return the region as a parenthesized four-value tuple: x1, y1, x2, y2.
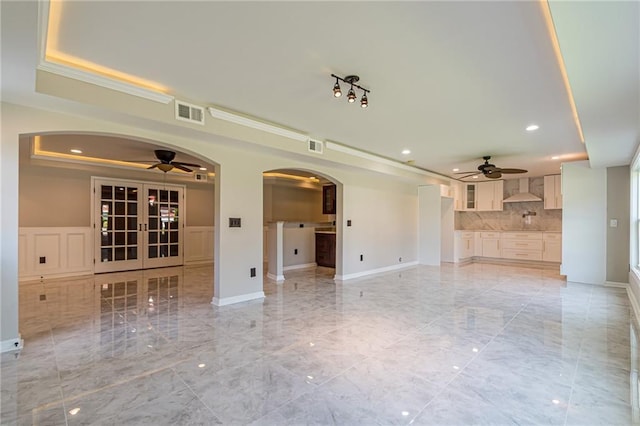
(331, 74, 370, 108)
(333, 78, 342, 98)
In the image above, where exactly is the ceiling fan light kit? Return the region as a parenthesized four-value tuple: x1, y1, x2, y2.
(147, 149, 202, 173)
(456, 156, 527, 180)
(331, 74, 370, 108)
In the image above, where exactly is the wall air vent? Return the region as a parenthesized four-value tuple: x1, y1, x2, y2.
(308, 139, 324, 154)
(194, 173, 208, 182)
(175, 100, 205, 125)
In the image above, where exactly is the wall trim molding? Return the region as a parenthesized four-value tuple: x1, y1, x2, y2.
(283, 262, 317, 272)
(211, 291, 265, 306)
(335, 261, 418, 281)
(1, 335, 24, 353)
(208, 106, 308, 142)
(628, 271, 640, 325)
(605, 281, 629, 288)
(266, 273, 285, 282)
(37, 62, 174, 104)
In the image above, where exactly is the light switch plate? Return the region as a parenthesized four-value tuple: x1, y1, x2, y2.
(610, 219, 618, 228)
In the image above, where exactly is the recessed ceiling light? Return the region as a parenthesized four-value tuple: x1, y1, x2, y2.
(69, 408, 80, 416)
(452, 168, 460, 172)
(401, 149, 411, 155)
(526, 124, 539, 132)
(551, 156, 560, 160)
(70, 149, 82, 154)
(472, 175, 479, 179)
(199, 167, 207, 171)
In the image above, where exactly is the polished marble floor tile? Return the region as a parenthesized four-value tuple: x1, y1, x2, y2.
(2, 263, 640, 425)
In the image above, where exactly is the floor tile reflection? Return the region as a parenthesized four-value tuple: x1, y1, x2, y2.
(1, 263, 639, 425)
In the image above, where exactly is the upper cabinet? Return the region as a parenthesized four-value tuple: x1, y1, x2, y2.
(476, 180, 503, 211)
(544, 175, 562, 209)
(322, 184, 336, 214)
(455, 181, 503, 211)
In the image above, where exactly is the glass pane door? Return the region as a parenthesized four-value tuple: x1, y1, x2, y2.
(94, 180, 143, 273)
(93, 179, 185, 273)
(143, 185, 183, 269)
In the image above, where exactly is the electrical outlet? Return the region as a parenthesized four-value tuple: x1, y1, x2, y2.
(347, 220, 352, 227)
(399, 257, 402, 262)
(250, 267, 256, 277)
(294, 249, 298, 255)
(360, 254, 363, 261)
(39, 256, 46, 264)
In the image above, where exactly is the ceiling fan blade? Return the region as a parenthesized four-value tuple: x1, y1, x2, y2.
(486, 172, 502, 179)
(498, 168, 527, 174)
(173, 164, 193, 173)
(454, 171, 478, 174)
(172, 161, 201, 168)
(147, 163, 159, 170)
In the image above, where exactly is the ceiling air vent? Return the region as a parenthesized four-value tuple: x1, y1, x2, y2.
(175, 100, 205, 125)
(308, 139, 324, 154)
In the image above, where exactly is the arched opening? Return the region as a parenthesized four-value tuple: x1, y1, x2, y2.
(17, 132, 218, 337)
(262, 168, 342, 282)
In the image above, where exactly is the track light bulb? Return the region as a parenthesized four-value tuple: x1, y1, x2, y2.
(333, 79, 342, 98)
(347, 86, 356, 103)
(360, 93, 368, 108)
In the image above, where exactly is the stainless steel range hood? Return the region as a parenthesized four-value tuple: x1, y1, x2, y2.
(502, 178, 542, 203)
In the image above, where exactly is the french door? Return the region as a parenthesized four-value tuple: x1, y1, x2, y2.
(94, 178, 184, 273)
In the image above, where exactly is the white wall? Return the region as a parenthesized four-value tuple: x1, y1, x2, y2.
(418, 185, 442, 265)
(283, 224, 317, 269)
(562, 161, 607, 284)
(441, 197, 455, 262)
(607, 166, 630, 283)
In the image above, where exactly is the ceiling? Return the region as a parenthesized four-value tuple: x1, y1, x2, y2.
(2, 1, 638, 181)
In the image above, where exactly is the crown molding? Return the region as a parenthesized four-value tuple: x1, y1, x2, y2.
(207, 107, 308, 142)
(37, 1, 173, 104)
(325, 141, 450, 182)
(36, 61, 174, 104)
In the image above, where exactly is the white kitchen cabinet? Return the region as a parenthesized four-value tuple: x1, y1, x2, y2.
(452, 182, 465, 211)
(501, 232, 543, 261)
(542, 232, 562, 262)
(454, 231, 475, 262)
(464, 183, 476, 211)
(476, 181, 504, 211)
(544, 175, 562, 209)
(480, 231, 501, 257)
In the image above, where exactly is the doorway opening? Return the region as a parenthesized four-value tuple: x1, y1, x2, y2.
(262, 168, 341, 281)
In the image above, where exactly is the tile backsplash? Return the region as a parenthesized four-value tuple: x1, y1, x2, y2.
(455, 177, 562, 231)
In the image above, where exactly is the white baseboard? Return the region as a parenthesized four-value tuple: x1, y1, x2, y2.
(266, 273, 285, 282)
(211, 291, 265, 306)
(606, 281, 629, 288)
(335, 261, 418, 281)
(1, 335, 24, 353)
(628, 272, 640, 326)
(283, 262, 317, 272)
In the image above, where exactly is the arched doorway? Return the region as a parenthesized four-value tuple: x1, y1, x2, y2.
(262, 168, 342, 281)
(18, 132, 217, 279)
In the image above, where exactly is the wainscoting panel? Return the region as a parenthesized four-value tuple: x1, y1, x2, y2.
(19, 227, 93, 281)
(184, 226, 214, 265)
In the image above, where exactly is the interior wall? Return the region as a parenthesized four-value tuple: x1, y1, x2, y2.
(266, 184, 323, 223)
(562, 161, 607, 284)
(607, 165, 630, 283)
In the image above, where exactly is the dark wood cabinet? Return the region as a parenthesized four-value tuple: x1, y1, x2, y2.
(322, 184, 336, 214)
(315, 232, 336, 268)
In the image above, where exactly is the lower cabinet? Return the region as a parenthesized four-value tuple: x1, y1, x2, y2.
(459, 231, 562, 263)
(315, 232, 336, 268)
(542, 232, 562, 262)
(454, 231, 475, 262)
(480, 232, 501, 258)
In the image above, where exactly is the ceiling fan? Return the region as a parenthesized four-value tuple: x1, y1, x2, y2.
(456, 156, 527, 179)
(145, 149, 201, 173)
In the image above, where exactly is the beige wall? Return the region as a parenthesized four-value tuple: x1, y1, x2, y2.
(265, 184, 323, 223)
(607, 165, 630, 283)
